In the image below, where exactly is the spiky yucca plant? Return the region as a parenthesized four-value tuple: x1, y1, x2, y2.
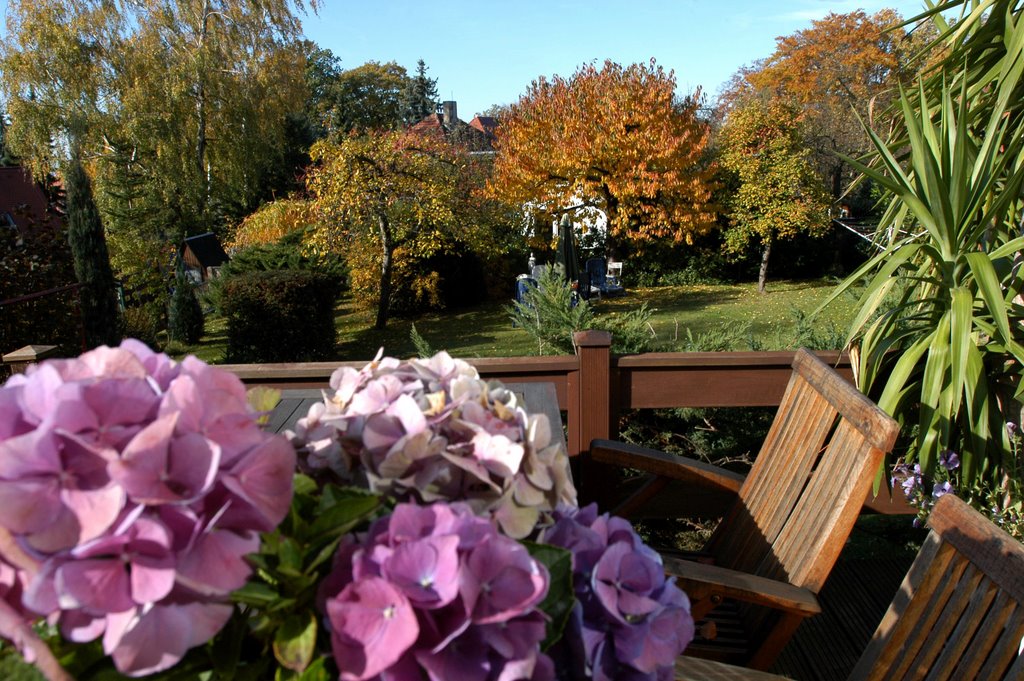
(823, 73, 1024, 487)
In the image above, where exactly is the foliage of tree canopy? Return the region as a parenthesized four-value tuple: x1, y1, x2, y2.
(308, 130, 467, 329)
(1, 0, 317, 328)
(488, 59, 716, 254)
(402, 59, 440, 125)
(719, 97, 830, 293)
(722, 10, 932, 202)
(315, 59, 411, 134)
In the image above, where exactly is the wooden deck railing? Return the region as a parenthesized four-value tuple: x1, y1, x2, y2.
(220, 331, 853, 459)
(221, 332, 914, 514)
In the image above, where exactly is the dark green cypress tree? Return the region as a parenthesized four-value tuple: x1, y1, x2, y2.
(168, 271, 204, 345)
(65, 152, 122, 348)
(402, 59, 439, 125)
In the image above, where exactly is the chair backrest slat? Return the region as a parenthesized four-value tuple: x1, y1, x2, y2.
(767, 422, 884, 590)
(849, 494, 1024, 681)
(708, 368, 833, 572)
(708, 349, 898, 592)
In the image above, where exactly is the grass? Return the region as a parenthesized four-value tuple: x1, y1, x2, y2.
(167, 277, 859, 363)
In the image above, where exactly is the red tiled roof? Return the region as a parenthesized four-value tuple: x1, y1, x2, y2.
(409, 115, 446, 136)
(469, 116, 499, 139)
(0, 166, 62, 235)
(408, 112, 495, 152)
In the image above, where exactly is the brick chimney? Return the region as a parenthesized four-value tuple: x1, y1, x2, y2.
(441, 101, 458, 127)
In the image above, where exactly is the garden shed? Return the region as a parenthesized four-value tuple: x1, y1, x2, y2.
(179, 231, 229, 283)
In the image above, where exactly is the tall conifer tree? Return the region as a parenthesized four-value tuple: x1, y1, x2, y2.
(402, 59, 439, 125)
(66, 150, 121, 348)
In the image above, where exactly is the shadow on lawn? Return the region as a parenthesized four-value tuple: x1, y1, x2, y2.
(336, 300, 538, 360)
(597, 286, 743, 314)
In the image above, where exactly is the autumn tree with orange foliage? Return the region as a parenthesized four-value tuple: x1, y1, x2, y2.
(488, 60, 716, 255)
(724, 10, 931, 202)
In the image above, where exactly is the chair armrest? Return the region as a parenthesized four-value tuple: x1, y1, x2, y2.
(589, 439, 745, 495)
(662, 555, 821, 618)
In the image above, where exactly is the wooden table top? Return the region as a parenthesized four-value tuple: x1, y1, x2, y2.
(265, 381, 566, 455)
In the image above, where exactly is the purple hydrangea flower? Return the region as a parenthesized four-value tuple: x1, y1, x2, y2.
(321, 501, 552, 681)
(289, 351, 577, 539)
(0, 341, 295, 676)
(540, 504, 695, 681)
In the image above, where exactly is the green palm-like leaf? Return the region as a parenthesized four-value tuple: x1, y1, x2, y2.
(825, 29, 1024, 489)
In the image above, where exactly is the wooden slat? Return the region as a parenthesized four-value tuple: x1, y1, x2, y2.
(949, 590, 1018, 679)
(790, 348, 899, 452)
(771, 425, 884, 590)
(590, 440, 745, 493)
(930, 577, 999, 681)
(904, 562, 985, 678)
(708, 375, 835, 573)
(976, 606, 1024, 679)
(666, 557, 821, 616)
(676, 657, 792, 680)
(885, 551, 969, 680)
(927, 494, 1024, 603)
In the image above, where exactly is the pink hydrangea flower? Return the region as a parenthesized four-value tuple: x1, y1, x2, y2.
(289, 351, 576, 539)
(321, 501, 552, 681)
(0, 341, 295, 677)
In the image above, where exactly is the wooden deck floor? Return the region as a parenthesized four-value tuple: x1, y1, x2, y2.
(770, 552, 915, 680)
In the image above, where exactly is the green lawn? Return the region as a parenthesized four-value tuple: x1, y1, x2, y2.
(170, 277, 858, 363)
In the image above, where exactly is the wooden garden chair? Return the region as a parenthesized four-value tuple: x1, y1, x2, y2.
(675, 493, 1024, 680)
(587, 348, 901, 670)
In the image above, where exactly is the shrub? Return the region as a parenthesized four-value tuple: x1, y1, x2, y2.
(167, 275, 204, 344)
(121, 305, 164, 350)
(594, 302, 656, 354)
(221, 270, 339, 362)
(208, 229, 347, 314)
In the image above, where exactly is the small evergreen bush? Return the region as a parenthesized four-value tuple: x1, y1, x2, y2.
(509, 266, 593, 355)
(209, 229, 347, 314)
(221, 270, 339, 362)
(167, 275, 205, 345)
(594, 303, 656, 354)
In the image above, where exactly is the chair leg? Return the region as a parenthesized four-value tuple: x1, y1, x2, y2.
(747, 611, 804, 671)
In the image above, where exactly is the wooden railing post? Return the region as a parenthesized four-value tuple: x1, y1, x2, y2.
(573, 330, 612, 456)
(573, 330, 613, 504)
(2, 345, 59, 375)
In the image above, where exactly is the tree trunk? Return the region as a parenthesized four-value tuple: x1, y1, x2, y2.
(195, 0, 211, 211)
(375, 214, 393, 330)
(758, 241, 772, 294)
(603, 190, 620, 259)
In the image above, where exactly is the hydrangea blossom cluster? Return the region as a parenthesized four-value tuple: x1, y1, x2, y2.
(0, 341, 295, 676)
(540, 504, 694, 681)
(319, 501, 553, 681)
(289, 350, 577, 538)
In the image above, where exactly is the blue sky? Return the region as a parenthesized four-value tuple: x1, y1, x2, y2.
(302, 1, 935, 119)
